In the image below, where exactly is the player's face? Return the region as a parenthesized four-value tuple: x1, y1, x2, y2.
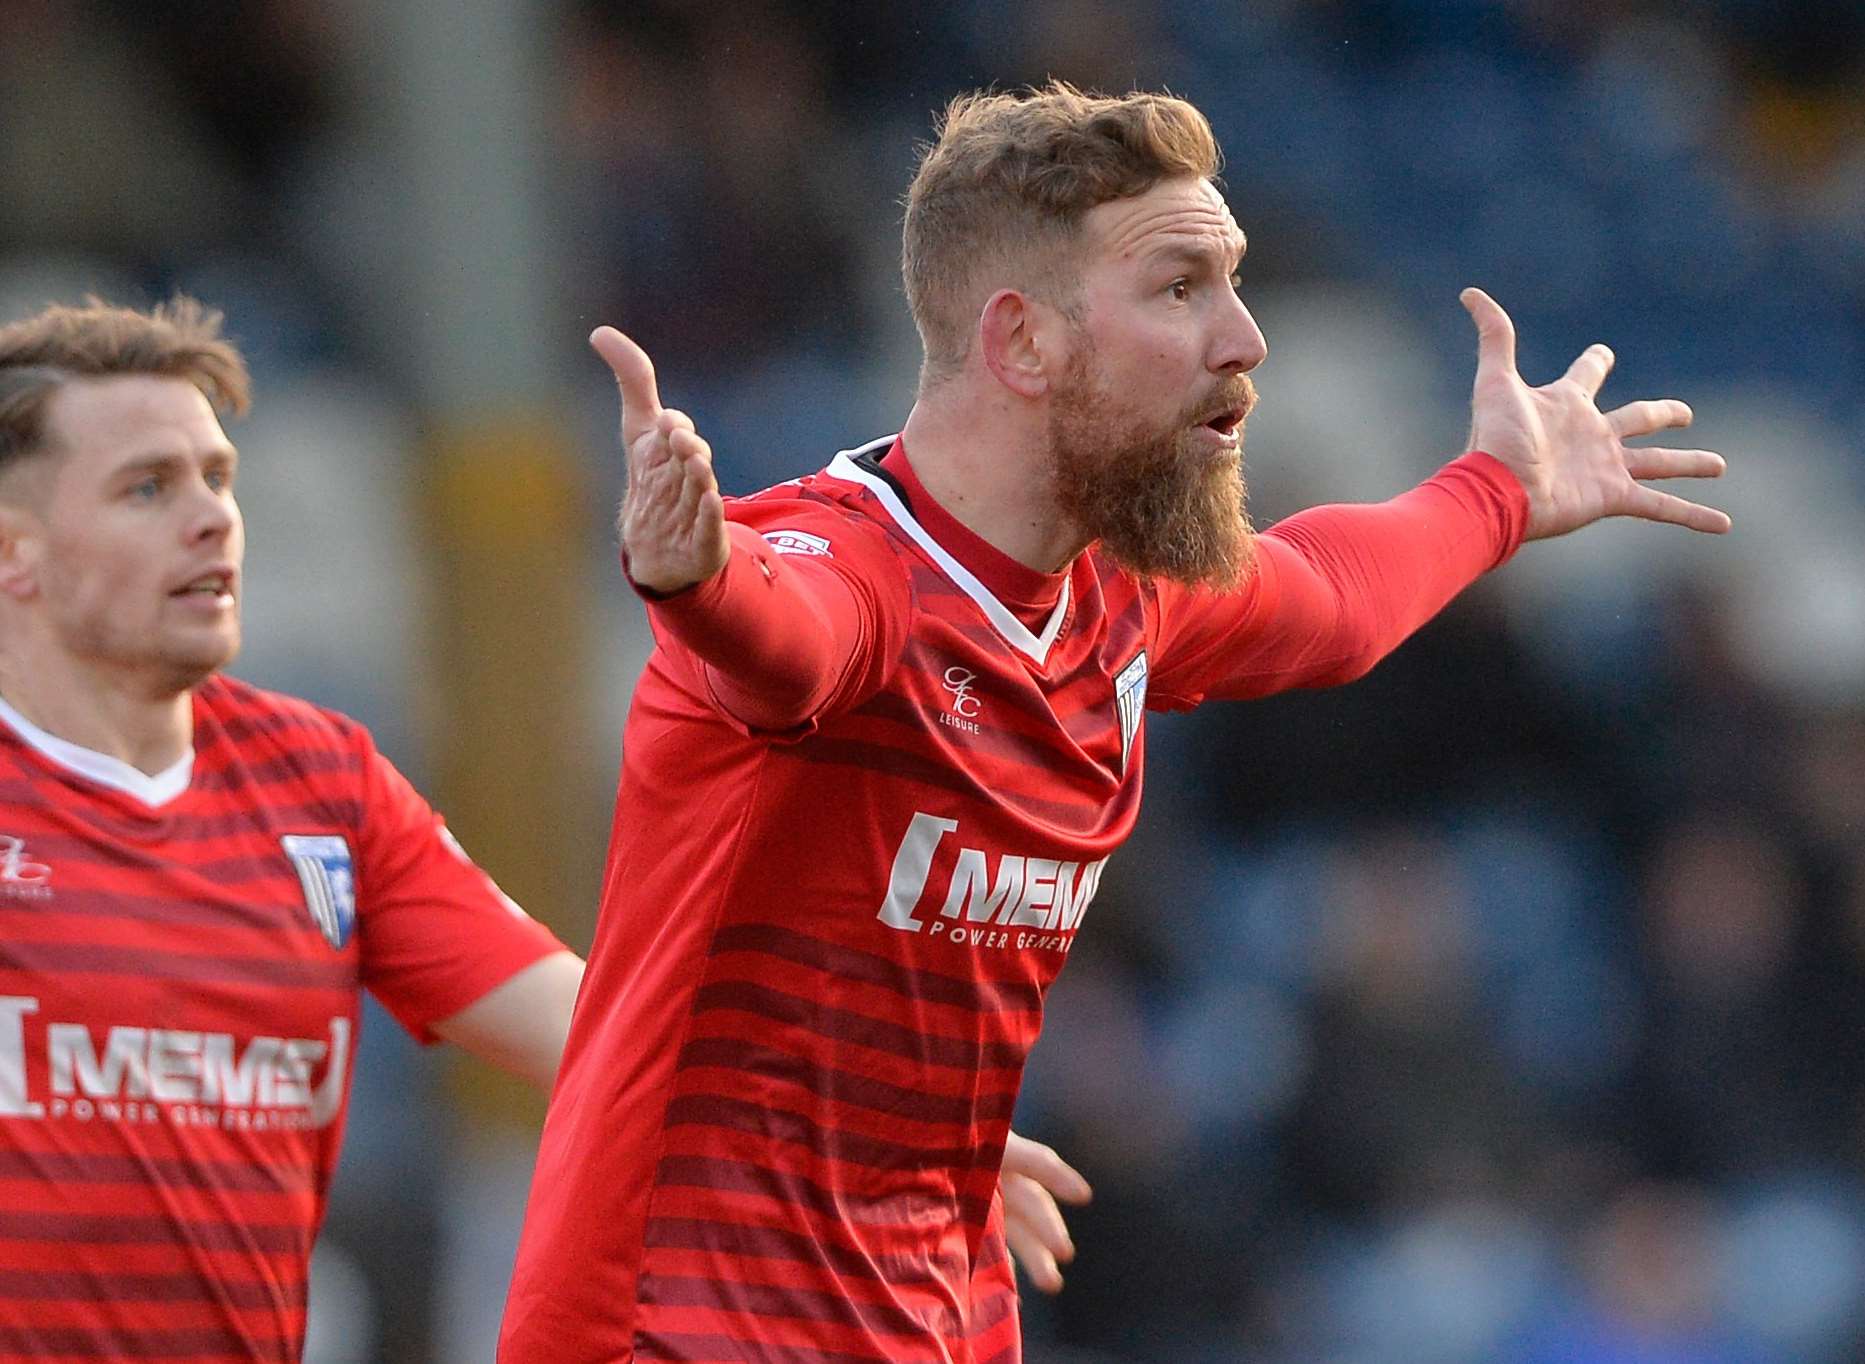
(25, 376, 244, 691)
(1046, 176, 1266, 588)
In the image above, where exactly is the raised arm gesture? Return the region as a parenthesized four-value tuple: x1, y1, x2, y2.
(593, 325, 730, 594)
(1459, 288, 1731, 541)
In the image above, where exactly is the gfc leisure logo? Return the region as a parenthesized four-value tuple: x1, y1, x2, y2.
(940, 666, 982, 735)
(0, 835, 52, 902)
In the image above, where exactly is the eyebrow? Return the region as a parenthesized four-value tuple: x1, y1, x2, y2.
(107, 447, 240, 480)
(1143, 236, 1248, 274)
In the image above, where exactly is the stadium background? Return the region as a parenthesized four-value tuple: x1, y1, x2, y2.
(4, 0, 1863, 1358)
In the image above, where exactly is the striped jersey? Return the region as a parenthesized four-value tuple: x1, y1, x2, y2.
(0, 674, 563, 1362)
(501, 437, 1524, 1362)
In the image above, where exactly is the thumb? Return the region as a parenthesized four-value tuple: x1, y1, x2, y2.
(591, 325, 663, 449)
(1460, 287, 1518, 383)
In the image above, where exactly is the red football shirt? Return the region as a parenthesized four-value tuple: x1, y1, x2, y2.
(501, 438, 1525, 1362)
(0, 674, 564, 1362)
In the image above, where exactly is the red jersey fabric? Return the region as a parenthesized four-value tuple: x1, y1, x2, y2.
(0, 674, 563, 1363)
(501, 438, 1526, 1363)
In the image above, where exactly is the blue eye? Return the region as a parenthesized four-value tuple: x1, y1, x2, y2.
(129, 477, 161, 500)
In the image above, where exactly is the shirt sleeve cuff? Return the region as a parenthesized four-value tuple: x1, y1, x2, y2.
(621, 536, 746, 609)
(1442, 450, 1531, 568)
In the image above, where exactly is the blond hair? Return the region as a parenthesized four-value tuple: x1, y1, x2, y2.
(0, 296, 250, 473)
(902, 80, 1221, 384)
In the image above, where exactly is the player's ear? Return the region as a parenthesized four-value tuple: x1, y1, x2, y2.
(0, 502, 44, 601)
(978, 289, 1052, 400)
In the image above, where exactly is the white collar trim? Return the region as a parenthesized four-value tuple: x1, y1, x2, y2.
(829, 437, 1070, 666)
(0, 695, 193, 807)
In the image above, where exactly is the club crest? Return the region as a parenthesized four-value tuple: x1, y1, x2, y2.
(1114, 650, 1148, 774)
(281, 834, 356, 950)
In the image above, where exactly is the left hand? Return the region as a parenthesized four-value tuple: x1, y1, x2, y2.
(593, 325, 731, 594)
(1460, 287, 1731, 541)
(999, 1131, 1093, 1293)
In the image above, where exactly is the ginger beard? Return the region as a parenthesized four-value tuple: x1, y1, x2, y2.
(1045, 336, 1257, 590)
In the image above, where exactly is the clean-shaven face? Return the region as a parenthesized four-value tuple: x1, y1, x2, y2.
(19, 375, 244, 694)
(1046, 175, 1267, 589)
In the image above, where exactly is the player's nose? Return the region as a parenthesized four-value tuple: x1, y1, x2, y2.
(1212, 294, 1267, 375)
(184, 483, 237, 543)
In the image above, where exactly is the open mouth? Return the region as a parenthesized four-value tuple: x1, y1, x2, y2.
(1200, 407, 1246, 437)
(171, 572, 233, 600)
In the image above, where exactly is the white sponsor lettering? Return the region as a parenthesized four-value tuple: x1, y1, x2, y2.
(0, 1003, 350, 1129)
(1011, 858, 1062, 929)
(49, 1024, 150, 1098)
(148, 1030, 205, 1101)
(940, 849, 1022, 922)
(202, 1033, 275, 1105)
(876, 813, 959, 931)
(0, 998, 42, 1117)
(875, 813, 1106, 946)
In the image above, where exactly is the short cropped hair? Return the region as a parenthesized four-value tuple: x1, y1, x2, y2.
(902, 80, 1221, 384)
(0, 297, 251, 475)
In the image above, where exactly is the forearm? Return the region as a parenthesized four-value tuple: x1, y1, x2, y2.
(1253, 452, 1527, 686)
(636, 522, 870, 730)
(431, 950, 585, 1092)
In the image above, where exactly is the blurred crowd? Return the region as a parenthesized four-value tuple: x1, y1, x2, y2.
(4, 0, 1864, 1359)
(1022, 581, 1865, 1360)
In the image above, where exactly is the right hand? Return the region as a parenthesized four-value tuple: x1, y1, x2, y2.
(594, 326, 730, 594)
(999, 1131, 1093, 1293)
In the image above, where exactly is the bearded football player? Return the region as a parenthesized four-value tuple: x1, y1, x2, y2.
(501, 82, 1728, 1363)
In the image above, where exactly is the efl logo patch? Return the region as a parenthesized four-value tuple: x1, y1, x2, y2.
(1114, 650, 1148, 774)
(281, 835, 356, 950)
(762, 529, 833, 557)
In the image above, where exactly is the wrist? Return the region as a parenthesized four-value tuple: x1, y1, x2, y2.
(622, 548, 716, 600)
